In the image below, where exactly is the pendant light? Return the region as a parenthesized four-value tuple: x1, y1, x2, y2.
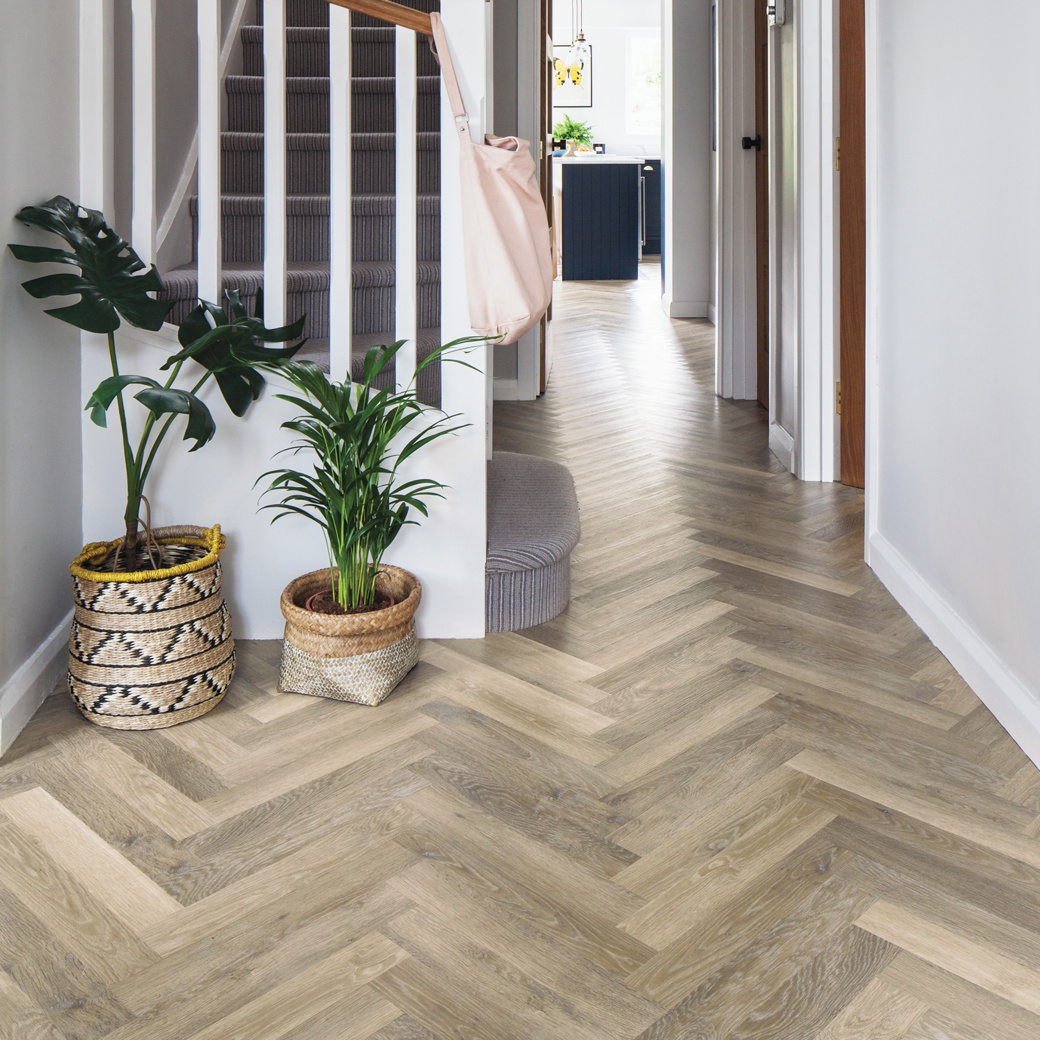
(566, 0, 590, 85)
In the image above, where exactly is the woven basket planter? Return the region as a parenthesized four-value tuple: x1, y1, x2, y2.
(279, 565, 421, 706)
(68, 525, 235, 730)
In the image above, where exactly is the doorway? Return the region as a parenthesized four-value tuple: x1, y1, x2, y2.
(839, 0, 866, 487)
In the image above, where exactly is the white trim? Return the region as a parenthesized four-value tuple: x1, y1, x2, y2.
(131, 0, 157, 264)
(263, 0, 287, 325)
(329, 4, 353, 379)
(868, 534, 1040, 768)
(664, 298, 711, 319)
(79, 0, 115, 216)
(395, 26, 419, 385)
(492, 378, 521, 401)
(156, 0, 253, 252)
(714, 0, 757, 401)
(864, 0, 881, 555)
(768, 420, 796, 473)
(795, 0, 838, 482)
(197, 0, 223, 303)
(0, 611, 73, 758)
(514, 0, 542, 401)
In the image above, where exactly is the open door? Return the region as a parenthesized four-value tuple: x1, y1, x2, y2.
(839, 0, 865, 487)
(755, 0, 769, 409)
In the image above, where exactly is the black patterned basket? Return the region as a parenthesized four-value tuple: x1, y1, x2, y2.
(68, 525, 235, 730)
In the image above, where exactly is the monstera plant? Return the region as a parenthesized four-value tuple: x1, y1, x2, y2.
(9, 195, 305, 732)
(9, 195, 303, 568)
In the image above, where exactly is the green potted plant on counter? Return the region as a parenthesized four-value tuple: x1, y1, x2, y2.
(258, 339, 474, 706)
(553, 114, 594, 156)
(9, 195, 303, 729)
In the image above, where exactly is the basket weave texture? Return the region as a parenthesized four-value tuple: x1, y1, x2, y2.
(67, 525, 235, 730)
(279, 565, 421, 705)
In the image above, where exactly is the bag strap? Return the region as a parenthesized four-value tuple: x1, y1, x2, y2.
(429, 12, 472, 145)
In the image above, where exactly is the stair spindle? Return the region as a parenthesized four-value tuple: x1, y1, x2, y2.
(263, 0, 288, 325)
(197, 0, 223, 304)
(328, 3, 353, 380)
(395, 25, 419, 388)
(131, 0, 157, 265)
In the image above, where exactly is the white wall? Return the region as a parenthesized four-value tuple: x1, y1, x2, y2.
(866, 0, 1040, 765)
(662, 0, 713, 318)
(552, 0, 660, 157)
(0, 3, 83, 755)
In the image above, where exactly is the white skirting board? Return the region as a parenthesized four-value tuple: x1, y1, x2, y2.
(662, 297, 711, 319)
(768, 422, 796, 475)
(0, 610, 72, 757)
(869, 532, 1040, 769)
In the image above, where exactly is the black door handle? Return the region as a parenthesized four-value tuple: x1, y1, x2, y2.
(742, 135, 762, 151)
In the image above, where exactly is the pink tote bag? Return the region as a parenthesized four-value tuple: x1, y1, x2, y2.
(431, 13, 554, 345)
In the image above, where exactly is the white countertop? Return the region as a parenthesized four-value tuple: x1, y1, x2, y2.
(553, 155, 660, 164)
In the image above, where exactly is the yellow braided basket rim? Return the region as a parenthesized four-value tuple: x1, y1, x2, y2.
(70, 525, 226, 583)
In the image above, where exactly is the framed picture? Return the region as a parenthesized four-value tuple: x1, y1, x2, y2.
(552, 44, 592, 108)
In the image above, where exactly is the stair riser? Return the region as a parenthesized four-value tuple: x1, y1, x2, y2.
(241, 33, 440, 78)
(164, 285, 439, 341)
(222, 145, 440, 195)
(226, 86, 438, 136)
(189, 210, 440, 264)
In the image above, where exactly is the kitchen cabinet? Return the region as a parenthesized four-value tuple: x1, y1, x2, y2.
(560, 161, 640, 280)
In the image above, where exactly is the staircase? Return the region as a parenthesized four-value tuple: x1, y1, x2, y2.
(159, 0, 443, 402)
(154, 0, 579, 635)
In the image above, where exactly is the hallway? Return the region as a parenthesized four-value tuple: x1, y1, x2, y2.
(2, 268, 1040, 1038)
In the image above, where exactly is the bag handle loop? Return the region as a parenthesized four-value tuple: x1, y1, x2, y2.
(429, 12, 472, 144)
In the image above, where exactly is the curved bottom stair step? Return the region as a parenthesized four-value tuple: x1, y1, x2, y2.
(486, 452, 581, 634)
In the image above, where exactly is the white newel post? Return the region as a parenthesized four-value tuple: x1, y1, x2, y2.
(395, 25, 419, 386)
(197, 0, 223, 304)
(263, 0, 288, 325)
(391, 0, 489, 640)
(329, 3, 353, 380)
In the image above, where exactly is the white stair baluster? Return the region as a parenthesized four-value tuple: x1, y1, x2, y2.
(329, 3, 353, 380)
(395, 25, 418, 388)
(263, 0, 288, 325)
(131, 0, 157, 264)
(197, 0, 223, 305)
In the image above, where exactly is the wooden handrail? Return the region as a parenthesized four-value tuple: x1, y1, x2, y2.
(320, 0, 433, 36)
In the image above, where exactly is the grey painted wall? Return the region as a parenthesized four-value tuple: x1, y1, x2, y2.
(873, 0, 1040, 715)
(0, 1, 83, 751)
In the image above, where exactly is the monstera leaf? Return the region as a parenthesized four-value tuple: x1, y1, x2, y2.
(8, 196, 173, 333)
(163, 289, 305, 417)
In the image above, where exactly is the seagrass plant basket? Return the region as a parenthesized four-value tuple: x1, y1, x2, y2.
(68, 525, 235, 729)
(279, 565, 420, 706)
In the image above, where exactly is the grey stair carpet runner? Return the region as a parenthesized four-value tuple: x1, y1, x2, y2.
(159, 0, 443, 402)
(486, 453, 581, 633)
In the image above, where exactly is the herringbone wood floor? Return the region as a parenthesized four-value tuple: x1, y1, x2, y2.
(3, 265, 1040, 1039)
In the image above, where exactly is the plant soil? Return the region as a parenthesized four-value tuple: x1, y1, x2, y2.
(304, 589, 395, 615)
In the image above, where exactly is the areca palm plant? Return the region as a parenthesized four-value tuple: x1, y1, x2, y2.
(9, 196, 304, 567)
(258, 341, 474, 610)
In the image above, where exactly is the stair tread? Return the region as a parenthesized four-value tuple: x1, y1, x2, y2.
(161, 258, 441, 293)
(221, 131, 439, 149)
(240, 25, 396, 39)
(226, 75, 440, 92)
(188, 193, 439, 213)
(486, 453, 582, 572)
